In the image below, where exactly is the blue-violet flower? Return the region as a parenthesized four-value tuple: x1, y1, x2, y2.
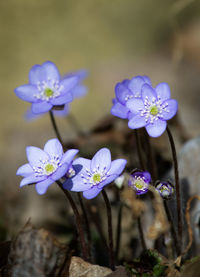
(126, 82, 178, 137)
(128, 171, 151, 195)
(111, 76, 151, 119)
(14, 61, 79, 114)
(155, 181, 174, 199)
(25, 69, 88, 120)
(63, 148, 127, 199)
(16, 138, 78, 195)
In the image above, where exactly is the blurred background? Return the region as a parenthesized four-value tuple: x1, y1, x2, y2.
(1, 0, 200, 242)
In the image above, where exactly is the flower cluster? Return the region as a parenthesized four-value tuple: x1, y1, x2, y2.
(111, 76, 178, 137)
(128, 170, 151, 195)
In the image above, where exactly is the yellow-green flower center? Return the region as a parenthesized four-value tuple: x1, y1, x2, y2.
(150, 105, 159, 116)
(45, 163, 55, 174)
(135, 180, 144, 189)
(93, 173, 101, 184)
(44, 88, 54, 98)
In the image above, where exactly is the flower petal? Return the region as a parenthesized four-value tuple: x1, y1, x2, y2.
(31, 102, 53, 114)
(50, 92, 73, 105)
(63, 158, 92, 191)
(83, 186, 102, 199)
(91, 148, 111, 173)
(128, 76, 147, 95)
(61, 149, 79, 164)
(143, 171, 151, 183)
(142, 76, 151, 85)
(128, 114, 147, 129)
(108, 159, 127, 176)
(51, 163, 69, 181)
(72, 85, 87, 98)
(14, 85, 39, 102)
(29, 64, 46, 85)
(25, 107, 44, 121)
(97, 175, 118, 189)
(35, 178, 54, 195)
(17, 163, 34, 177)
(126, 98, 145, 114)
(20, 175, 46, 187)
(145, 119, 167, 137)
(115, 82, 132, 105)
(155, 82, 171, 102)
(44, 138, 63, 159)
(161, 99, 178, 120)
(60, 76, 79, 94)
(142, 84, 157, 102)
(42, 61, 60, 81)
(26, 146, 49, 168)
(111, 101, 129, 119)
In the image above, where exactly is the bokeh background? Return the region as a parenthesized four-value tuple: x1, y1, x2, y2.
(1, 0, 200, 239)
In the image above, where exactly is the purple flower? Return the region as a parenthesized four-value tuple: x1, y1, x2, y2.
(111, 76, 151, 119)
(155, 181, 174, 199)
(128, 171, 151, 195)
(63, 148, 127, 199)
(14, 61, 79, 115)
(25, 69, 88, 120)
(16, 138, 78, 195)
(126, 83, 178, 137)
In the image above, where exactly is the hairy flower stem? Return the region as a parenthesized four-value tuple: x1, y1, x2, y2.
(163, 200, 180, 256)
(77, 192, 92, 259)
(115, 202, 123, 263)
(49, 110, 64, 146)
(56, 180, 89, 261)
(166, 126, 182, 254)
(102, 189, 115, 271)
(135, 130, 145, 170)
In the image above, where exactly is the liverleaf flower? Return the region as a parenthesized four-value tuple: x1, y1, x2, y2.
(128, 170, 151, 195)
(16, 138, 78, 195)
(155, 181, 174, 199)
(126, 82, 178, 137)
(14, 61, 79, 115)
(25, 69, 88, 120)
(63, 148, 127, 199)
(111, 76, 151, 119)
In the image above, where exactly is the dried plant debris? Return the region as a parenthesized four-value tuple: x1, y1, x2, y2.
(121, 186, 146, 218)
(147, 186, 169, 240)
(3, 222, 67, 277)
(68, 256, 112, 277)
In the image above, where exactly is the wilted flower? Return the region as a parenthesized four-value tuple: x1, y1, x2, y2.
(111, 76, 151, 119)
(16, 138, 78, 195)
(63, 148, 127, 199)
(155, 181, 174, 199)
(126, 82, 178, 137)
(25, 69, 88, 120)
(14, 61, 78, 115)
(128, 171, 151, 195)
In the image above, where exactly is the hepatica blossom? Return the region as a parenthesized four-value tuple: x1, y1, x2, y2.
(25, 69, 88, 120)
(63, 148, 127, 199)
(128, 171, 151, 195)
(17, 138, 78, 195)
(111, 76, 151, 119)
(14, 61, 79, 114)
(155, 181, 174, 199)
(126, 83, 178, 137)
